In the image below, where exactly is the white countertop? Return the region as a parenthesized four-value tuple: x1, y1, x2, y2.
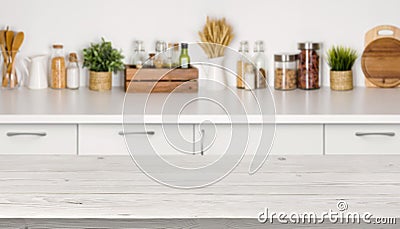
(0, 86, 400, 124)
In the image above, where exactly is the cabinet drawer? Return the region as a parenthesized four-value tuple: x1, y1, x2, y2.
(325, 125, 400, 155)
(0, 124, 77, 155)
(194, 124, 322, 156)
(79, 124, 194, 155)
(271, 125, 323, 155)
(79, 125, 128, 155)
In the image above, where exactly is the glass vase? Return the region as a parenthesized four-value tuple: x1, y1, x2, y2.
(1, 51, 21, 89)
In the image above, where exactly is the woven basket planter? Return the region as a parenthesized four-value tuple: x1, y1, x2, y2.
(89, 71, 112, 91)
(330, 70, 353, 91)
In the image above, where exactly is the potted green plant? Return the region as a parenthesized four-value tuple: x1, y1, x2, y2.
(326, 45, 358, 91)
(83, 38, 124, 91)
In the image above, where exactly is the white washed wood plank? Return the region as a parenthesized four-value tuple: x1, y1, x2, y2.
(0, 156, 399, 173)
(0, 194, 399, 218)
(0, 155, 399, 219)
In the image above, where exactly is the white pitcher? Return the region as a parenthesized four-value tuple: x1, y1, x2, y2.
(26, 55, 48, 89)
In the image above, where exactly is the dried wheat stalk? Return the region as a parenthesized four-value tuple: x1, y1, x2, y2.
(198, 16, 234, 58)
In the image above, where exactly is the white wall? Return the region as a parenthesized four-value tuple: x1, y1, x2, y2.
(2, 0, 400, 87)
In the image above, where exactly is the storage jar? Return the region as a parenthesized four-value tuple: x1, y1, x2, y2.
(298, 42, 321, 90)
(50, 44, 66, 89)
(274, 53, 298, 90)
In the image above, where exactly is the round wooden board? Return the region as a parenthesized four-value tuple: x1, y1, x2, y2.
(362, 37, 400, 88)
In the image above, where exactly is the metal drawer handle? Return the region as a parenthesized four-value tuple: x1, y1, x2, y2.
(118, 131, 155, 136)
(355, 132, 395, 137)
(6, 132, 47, 137)
(200, 129, 205, 156)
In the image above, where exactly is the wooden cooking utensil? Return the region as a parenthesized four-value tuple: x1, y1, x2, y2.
(7, 32, 24, 87)
(0, 30, 8, 61)
(5, 30, 14, 55)
(0, 30, 9, 87)
(4, 29, 14, 87)
(361, 25, 400, 88)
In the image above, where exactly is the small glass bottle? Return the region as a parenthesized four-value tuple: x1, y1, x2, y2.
(50, 44, 66, 89)
(66, 52, 80, 90)
(253, 41, 267, 89)
(172, 43, 180, 68)
(179, 43, 190, 69)
(165, 43, 174, 68)
(297, 42, 321, 90)
(237, 41, 250, 89)
(130, 40, 146, 68)
(155, 40, 167, 68)
(144, 53, 155, 68)
(274, 53, 298, 90)
(244, 63, 256, 90)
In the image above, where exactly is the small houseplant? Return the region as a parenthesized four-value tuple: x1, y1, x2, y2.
(326, 46, 358, 91)
(83, 38, 124, 91)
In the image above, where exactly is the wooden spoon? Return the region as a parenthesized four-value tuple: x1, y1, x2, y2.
(0, 30, 9, 87)
(8, 32, 24, 87)
(5, 30, 14, 54)
(9, 32, 24, 87)
(0, 30, 8, 61)
(3, 29, 14, 87)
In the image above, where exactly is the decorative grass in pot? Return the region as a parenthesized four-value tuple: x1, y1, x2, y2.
(83, 38, 124, 91)
(327, 46, 358, 91)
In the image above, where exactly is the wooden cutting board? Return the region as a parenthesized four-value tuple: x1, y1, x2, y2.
(362, 25, 400, 88)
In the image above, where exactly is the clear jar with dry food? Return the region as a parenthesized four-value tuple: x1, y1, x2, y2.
(298, 42, 321, 90)
(274, 53, 298, 90)
(237, 41, 250, 89)
(66, 52, 80, 90)
(50, 44, 66, 89)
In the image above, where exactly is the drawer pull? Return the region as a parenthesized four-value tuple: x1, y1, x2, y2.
(355, 132, 395, 137)
(6, 132, 47, 137)
(118, 131, 155, 136)
(200, 129, 205, 156)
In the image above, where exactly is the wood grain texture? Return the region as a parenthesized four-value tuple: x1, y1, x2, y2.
(126, 81, 198, 93)
(125, 66, 199, 92)
(362, 25, 400, 88)
(0, 218, 397, 229)
(125, 67, 199, 81)
(0, 155, 399, 220)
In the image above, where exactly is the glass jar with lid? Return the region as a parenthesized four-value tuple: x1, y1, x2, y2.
(50, 44, 66, 89)
(274, 53, 298, 90)
(297, 42, 321, 90)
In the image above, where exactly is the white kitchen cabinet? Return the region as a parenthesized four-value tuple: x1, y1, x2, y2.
(194, 124, 323, 156)
(270, 125, 323, 155)
(325, 124, 400, 155)
(79, 124, 194, 156)
(0, 124, 77, 155)
(79, 124, 129, 155)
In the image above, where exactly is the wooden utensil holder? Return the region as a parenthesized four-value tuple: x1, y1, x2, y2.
(124, 65, 198, 93)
